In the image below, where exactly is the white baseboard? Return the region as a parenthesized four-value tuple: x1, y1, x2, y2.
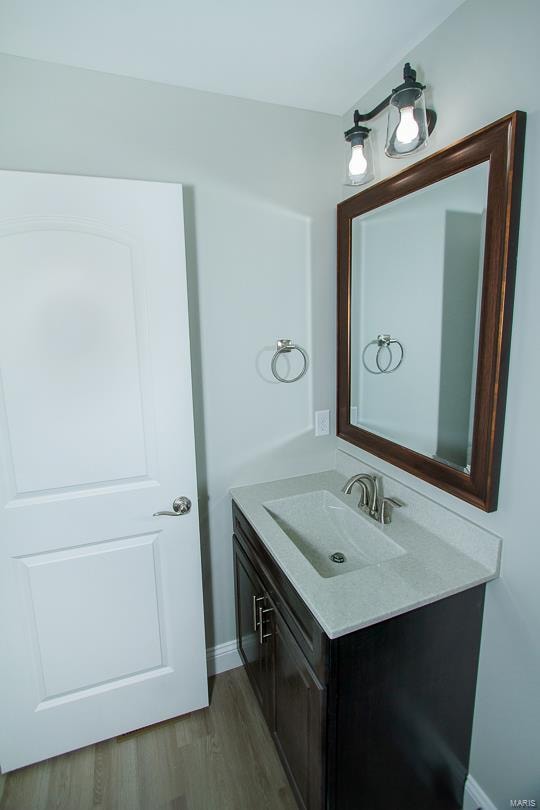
(206, 639, 242, 677)
(464, 775, 497, 810)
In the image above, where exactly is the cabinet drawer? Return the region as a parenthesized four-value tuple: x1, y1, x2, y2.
(232, 502, 330, 685)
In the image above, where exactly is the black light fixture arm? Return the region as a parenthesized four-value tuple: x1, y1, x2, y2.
(352, 96, 393, 124)
(348, 63, 437, 135)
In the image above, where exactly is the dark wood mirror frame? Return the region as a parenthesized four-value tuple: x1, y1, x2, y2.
(337, 111, 526, 512)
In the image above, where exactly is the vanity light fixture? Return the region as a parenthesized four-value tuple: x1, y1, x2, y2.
(344, 62, 437, 185)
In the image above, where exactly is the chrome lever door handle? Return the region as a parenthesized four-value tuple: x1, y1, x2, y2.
(153, 496, 192, 517)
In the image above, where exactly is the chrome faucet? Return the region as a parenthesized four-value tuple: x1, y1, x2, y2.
(342, 473, 405, 524)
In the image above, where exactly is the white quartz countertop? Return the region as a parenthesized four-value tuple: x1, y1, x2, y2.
(230, 468, 501, 639)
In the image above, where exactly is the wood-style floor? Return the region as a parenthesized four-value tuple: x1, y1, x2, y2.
(0, 667, 297, 810)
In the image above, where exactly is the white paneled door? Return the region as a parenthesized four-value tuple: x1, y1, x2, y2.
(0, 171, 208, 771)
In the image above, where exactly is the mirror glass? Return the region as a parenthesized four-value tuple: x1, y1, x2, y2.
(349, 162, 489, 473)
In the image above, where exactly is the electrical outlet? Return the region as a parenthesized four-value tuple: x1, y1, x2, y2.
(315, 409, 330, 437)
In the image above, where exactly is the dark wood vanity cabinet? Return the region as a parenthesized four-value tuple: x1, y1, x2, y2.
(233, 501, 485, 810)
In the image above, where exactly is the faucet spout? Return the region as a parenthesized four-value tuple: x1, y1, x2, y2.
(342, 473, 379, 514)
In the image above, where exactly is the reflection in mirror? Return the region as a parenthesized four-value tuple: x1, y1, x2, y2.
(350, 162, 489, 473)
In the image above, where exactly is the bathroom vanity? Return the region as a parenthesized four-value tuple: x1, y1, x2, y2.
(231, 466, 501, 810)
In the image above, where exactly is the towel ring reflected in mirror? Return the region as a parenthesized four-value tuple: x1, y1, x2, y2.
(362, 334, 404, 375)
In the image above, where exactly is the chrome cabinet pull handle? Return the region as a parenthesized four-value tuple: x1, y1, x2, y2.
(153, 496, 192, 517)
(258, 605, 273, 644)
(252, 595, 265, 631)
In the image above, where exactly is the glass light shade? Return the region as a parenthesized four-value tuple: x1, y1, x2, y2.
(345, 136, 373, 186)
(385, 87, 429, 158)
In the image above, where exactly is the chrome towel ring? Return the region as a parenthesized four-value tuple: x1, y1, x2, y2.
(271, 339, 309, 383)
(362, 334, 404, 375)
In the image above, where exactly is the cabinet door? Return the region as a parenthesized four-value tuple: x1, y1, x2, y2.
(233, 538, 270, 716)
(270, 603, 325, 810)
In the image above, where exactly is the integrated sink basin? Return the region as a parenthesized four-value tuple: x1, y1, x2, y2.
(232, 467, 501, 637)
(263, 490, 405, 578)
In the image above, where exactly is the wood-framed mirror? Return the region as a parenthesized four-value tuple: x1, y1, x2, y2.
(337, 111, 526, 512)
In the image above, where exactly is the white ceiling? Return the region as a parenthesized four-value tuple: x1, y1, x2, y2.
(0, 0, 464, 115)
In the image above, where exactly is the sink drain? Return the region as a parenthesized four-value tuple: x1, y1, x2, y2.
(330, 552, 346, 564)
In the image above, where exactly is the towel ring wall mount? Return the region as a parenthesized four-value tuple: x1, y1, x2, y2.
(271, 339, 309, 383)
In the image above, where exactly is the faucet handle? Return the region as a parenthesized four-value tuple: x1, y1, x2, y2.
(379, 496, 406, 525)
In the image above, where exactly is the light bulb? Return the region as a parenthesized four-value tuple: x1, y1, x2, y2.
(348, 143, 367, 177)
(395, 106, 419, 144)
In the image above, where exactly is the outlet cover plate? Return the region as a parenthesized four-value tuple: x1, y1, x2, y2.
(315, 410, 330, 437)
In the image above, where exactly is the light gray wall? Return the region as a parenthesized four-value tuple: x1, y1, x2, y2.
(0, 53, 342, 650)
(341, 0, 540, 805)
